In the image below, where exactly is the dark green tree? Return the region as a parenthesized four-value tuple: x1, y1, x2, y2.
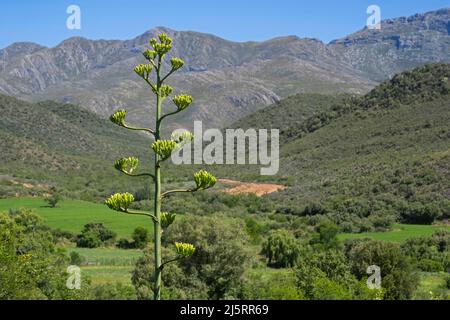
(345, 239, 419, 300)
(132, 227, 150, 249)
(261, 230, 300, 268)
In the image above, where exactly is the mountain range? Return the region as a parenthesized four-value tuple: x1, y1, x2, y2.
(0, 8, 449, 131)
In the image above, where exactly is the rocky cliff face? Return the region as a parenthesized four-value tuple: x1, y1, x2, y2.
(0, 9, 449, 129)
(330, 8, 450, 81)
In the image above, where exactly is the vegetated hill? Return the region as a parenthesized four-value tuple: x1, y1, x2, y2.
(222, 64, 450, 232)
(0, 9, 449, 129)
(231, 93, 348, 143)
(0, 94, 152, 198)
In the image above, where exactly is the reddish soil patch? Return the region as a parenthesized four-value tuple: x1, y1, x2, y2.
(218, 179, 286, 197)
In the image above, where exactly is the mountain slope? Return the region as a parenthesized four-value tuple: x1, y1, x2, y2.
(1, 8, 449, 129)
(220, 64, 450, 231)
(0, 94, 152, 198)
(330, 8, 450, 81)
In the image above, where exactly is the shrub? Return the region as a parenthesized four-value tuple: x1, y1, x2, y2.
(132, 227, 150, 249)
(133, 215, 250, 300)
(418, 259, 444, 272)
(117, 238, 134, 249)
(345, 239, 419, 300)
(91, 283, 137, 300)
(0, 209, 92, 299)
(445, 275, 450, 290)
(310, 221, 340, 250)
(302, 203, 327, 216)
(45, 194, 61, 208)
(69, 251, 85, 266)
(261, 230, 300, 268)
(51, 229, 76, 242)
(76, 223, 117, 248)
(399, 202, 442, 224)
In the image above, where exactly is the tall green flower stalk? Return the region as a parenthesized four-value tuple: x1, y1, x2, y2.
(105, 33, 217, 300)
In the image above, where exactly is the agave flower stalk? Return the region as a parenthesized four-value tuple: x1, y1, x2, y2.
(106, 33, 217, 300)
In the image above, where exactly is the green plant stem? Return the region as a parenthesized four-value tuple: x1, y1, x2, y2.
(124, 209, 157, 222)
(161, 188, 197, 199)
(122, 123, 155, 135)
(153, 55, 163, 301)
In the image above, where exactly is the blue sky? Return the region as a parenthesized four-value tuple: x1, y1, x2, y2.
(0, 0, 448, 49)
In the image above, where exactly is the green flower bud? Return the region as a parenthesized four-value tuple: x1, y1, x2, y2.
(152, 140, 178, 161)
(149, 34, 173, 56)
(105, 193, 134, 212)
(158, 33, 172, 45)
(114, 157, 139, 174)
(161, 212, 176, 229)
(194, 170, 217, 190)
(173, 94, 193, 111)
(160, 84, 173, 98)
(143, 49, 157, 61)
(134, 64, 153, 79)
(175, 242, 196, 258)
(110, 110, 127, 126)
(170, 58, 184, 70)
(171, 130, 193, 145)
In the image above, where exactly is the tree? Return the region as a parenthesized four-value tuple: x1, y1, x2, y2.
(399, 202, 442, 225)
(295, 249, 380, 300)
(105, 33, 217, 300)
(45, 194, 61, 208)
(310, 221, 341, 250)
(345, 239, 419, 300)
(0, 209, 91, 299)
(261, 230, 300, 268)
(132, 215, 250, 300)
(76, 223, 117, 248)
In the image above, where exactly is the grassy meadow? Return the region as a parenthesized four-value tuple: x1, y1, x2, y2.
(338, 224, 450, 243)
(0, 197, 152, 238)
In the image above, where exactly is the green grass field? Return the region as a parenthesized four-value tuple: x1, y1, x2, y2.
(338, 224, 450, 243)
(0, 197, 152, 238)
(67, 247, 144, 285)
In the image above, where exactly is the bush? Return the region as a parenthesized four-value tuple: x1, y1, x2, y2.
(241, 272, 303, 300)
(0, 209, 92, 299)
(418, 259, 444, 272)
(132, 227, 150, 249)
(401, 231, 450, 272)
(399, 202, 442, 224)
(295, 250, 375, 300)
(117, 238, 134, 249)
(91, 283, 137, 300)
(345, 239, 419, 300)
(132, 215, 250, 300)
(45, 194, 61, 208)
(310, 221, 340, 250)
(261, 230, 300, 268)
(69, 251, 85, 266)
(445, 276, 450, 290)
(302, 203, 327, 216)
(76, 223, 117, 248)
(51, 229, 76, 242)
